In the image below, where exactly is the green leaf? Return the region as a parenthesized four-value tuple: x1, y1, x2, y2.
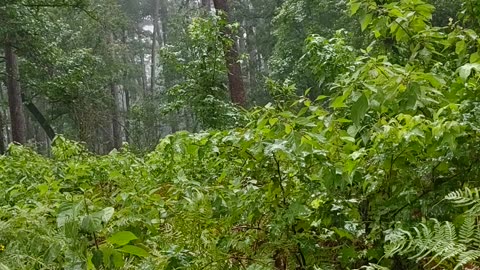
(458, 63, 480, 80)
(331, 95, 347, 108)
(37, 183, 49, 195)
(0, 263, 11, 270)
(456, 40, 466, 55)
(102, 247, 124, 268)
(340, 246, 358, 265)
(81, 216, 102, 233)
(470, 52, 480, 63)
(117, 245, 149, 257)
(107, 231, 138, 246)
(341, 136, 355, 143)
(91, 250, 103, 269)
(351, 94, 369, 126)
(100, 207, 114, 223)
(334, 227, 354, 240)
(350, 1, 361, 15)
(360, 14, 373, 31)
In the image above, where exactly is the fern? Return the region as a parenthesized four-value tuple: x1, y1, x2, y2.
(446, 187, 480, 213)
(359, 263, 390, 270)
(459, 216, 475, 244)
(385, 187, 480, 269)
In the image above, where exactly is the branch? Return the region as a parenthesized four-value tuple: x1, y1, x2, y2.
(388, 159, 477, 219)
(21, 1, 103, 26)
(273, 153, 287, 206)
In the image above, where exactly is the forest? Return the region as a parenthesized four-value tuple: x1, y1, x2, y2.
(1, 0, 480, 269)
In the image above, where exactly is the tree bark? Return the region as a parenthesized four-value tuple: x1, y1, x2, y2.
(140, 41, 148, 95)
(201, 0, 211, 10)
(122, 30, 131, 143)
(0, 83, 6, 154)
(150, 0, 159, 93)
(109, 33, 122, 150)
(5, 41, 27, 144)
(110, 83, 122, 149)
(212, 0, 247, 107)
(0, 110, 5, 154)
(246, 19, 258, 91)
(124, 85, 130, 142)
(159, 0, 168, 46)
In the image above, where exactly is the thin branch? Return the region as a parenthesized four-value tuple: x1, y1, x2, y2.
(83, 195, 99, 251)
(273, 153, 287, 206)
(389, 148, 406, 180)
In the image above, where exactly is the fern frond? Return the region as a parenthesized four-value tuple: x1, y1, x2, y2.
(384, 229, 411, 257)
(385, 187, 480, 269)
(459, 216, 476, 244)
(454, 250, 480, 270)
(359, 263, 390, 270)
(446, 187, 480, 208)
(386, 219, 467, 268)
(473, 224, 480, 249)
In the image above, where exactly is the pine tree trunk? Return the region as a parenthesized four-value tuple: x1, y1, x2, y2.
(124, 85, 130, 143)
(0, 83, 6, 154)
(150, 0, 159, 93)
(212, 0, 247, 107)
(122, 30, 131, 143)
(5, 41, 26, 144)
(0, 103, 5, 154)
(111, 83, 122, 149)
(159, 0, 168, 46)
(246, 22, 258, 91)
(109, 33, 122, 150)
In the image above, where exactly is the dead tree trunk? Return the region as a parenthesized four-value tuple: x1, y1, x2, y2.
(22, 96, 56, 141)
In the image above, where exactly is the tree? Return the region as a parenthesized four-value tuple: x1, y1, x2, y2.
(4, 41, 26, 144)
(201, 0, 211, 10)
(150, 0, 159, 93)
(0, 84, 6, 154)
(213, 0, 247, 106)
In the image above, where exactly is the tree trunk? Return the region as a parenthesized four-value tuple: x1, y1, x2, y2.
(124, 85, 130, 143)
(5, 41, 26, 144)
(0, 106, 7, 155)
(246, 21, 258, 91)
(212, 0, 247, 107)
(0, 83, 6, 154)
(122, 30, 131, 143)
(150, 0, 159, 93)
(140, 44, 148, 95)
(159, 0, 168, 46)
(201, 0, 211, 10)
(109, 33, 122, 150)
(110, 83, 122, 149)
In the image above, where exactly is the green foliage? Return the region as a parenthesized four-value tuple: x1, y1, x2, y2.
(3, 0, 480, 269)
(270, 0, 361, 94)
(160, 15, 246, 130)
(385, 188, 480, 269)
